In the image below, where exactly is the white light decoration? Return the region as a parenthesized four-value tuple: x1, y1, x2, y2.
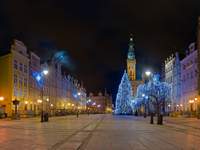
(36, 75, 41, 82)
(134, 73, 171, 115)
(43, 69, 48, 75)
(115, 71, 133, 115)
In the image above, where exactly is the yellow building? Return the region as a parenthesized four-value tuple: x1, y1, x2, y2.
(127, 37, 136, 81)
(28, 52, 41, 115)
(0, 40, 29, 116)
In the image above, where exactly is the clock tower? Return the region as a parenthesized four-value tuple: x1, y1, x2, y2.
(127, 36, 136, 81)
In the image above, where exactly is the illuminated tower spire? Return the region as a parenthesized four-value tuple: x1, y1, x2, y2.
(127, 34, 136, 81)
(128, 35, 135, 59)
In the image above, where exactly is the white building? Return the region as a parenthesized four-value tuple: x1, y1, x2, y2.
(180, 43, 198, 111)
(164, 52, 181, 111)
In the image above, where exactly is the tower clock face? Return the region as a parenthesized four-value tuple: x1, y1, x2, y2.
(128, 52, 134, 59)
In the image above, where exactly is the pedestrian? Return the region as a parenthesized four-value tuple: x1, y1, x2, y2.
(76, 110, 79, 118)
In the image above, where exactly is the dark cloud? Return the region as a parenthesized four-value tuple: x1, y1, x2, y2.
(0, 0, 200, 96)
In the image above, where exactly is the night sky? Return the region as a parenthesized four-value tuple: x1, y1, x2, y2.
(0, 0, 200, 97)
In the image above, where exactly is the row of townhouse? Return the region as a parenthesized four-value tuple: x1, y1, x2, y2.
(88, 91, 113, 113)
(0, 39, 87, 117)
(164, 17, 200, 112)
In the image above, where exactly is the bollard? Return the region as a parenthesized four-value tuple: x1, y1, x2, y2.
(144, 113, 147, 118)
(150, 113, 154, 124)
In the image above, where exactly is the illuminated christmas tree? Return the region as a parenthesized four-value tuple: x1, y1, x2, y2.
(115, 70, 133, 115)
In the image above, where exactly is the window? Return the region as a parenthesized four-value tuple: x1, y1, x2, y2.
(14, 88, 18, 96)
(19, 63, 23, 71)
(24, 65, 27, 73)
(14, 74, 17, 86)
(19, 77, 23, 87)
(195, 70, 198, 77)
(24, 78, 27, 87)
(14, 60, 18, 69)
(191, 71, 193, 79)
(183, 65, 185, 70)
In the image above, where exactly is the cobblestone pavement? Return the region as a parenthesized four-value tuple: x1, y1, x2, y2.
(1, 115, 200, 150)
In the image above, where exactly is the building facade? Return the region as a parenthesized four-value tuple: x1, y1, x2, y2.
(28, 52, 41, 115)
(180, 43, 198, 111)
(0, 39, 87, 117)
(164, 52, 181, 111)
(0, 40, 29, 116)
(126, 36, 143, 96)
(88, 91, 112, 113)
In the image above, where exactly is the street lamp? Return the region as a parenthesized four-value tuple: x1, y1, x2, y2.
(35, 69, 48, 122)
(145, 71, 151, 77)
(0, 96, 4, 101)
(37, 99, 42, 103)
(144, 70, 152, 84)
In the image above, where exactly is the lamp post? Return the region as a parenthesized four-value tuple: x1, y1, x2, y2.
(41, 69, 48, 122)
(86, 99, 92, 115)
(142, 94, 148, 118)
(13, 99, 20, 119)
(35, 69, 48, 122)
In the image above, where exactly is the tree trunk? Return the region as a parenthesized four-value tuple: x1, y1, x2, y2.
(150, 113, 154, 124)
(156, 103, 161, 125)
